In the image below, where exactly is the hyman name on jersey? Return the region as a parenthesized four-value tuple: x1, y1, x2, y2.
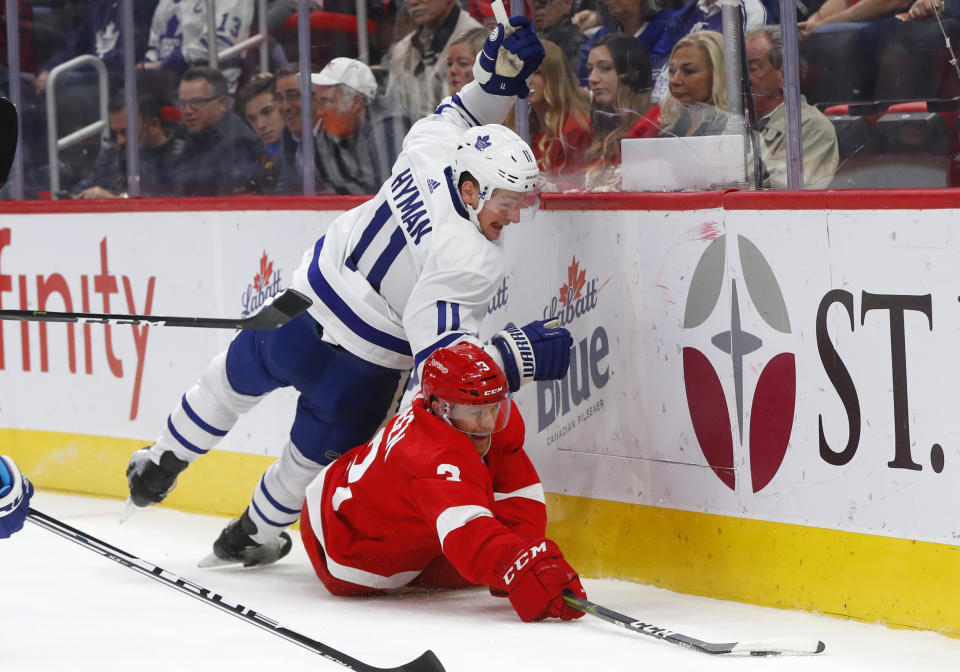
(390, 167, 432, 245)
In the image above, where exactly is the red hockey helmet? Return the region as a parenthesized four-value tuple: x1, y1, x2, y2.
(422, 342, 511, 437)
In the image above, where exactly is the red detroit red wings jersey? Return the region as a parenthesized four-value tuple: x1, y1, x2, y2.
(303, 395, 546, 591)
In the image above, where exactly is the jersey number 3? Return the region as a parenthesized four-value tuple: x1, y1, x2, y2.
(437, 464, 461, 482)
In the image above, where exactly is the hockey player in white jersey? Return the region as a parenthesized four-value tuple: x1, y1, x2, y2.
(126, 17, 572, 566)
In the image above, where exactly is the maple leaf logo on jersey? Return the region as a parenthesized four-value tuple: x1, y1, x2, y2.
(253, 252, 274, 292)
(474, 135, 492, 151)
(427, 178, 441, 193)
(559, 256, 587, 306)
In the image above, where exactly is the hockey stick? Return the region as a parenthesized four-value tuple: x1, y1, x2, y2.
(564, 591, 825, 656)
(0, 97, 18, 187)
(0, 288, 312, 330)
(26, 508, 445, 672)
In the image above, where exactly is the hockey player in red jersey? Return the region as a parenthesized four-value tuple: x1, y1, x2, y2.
(301, 342, 586, 622)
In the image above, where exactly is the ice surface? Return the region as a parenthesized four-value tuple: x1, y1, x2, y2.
(3, 491, 958, 671)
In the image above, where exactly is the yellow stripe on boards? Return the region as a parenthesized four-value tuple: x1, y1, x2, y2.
(0, 428, 274, 518)
(6, 428, 959, 636)
(546, 493, 960, 637)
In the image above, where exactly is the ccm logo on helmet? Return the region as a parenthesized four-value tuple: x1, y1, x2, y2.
(502, 541, 548, 585)
(483, 386, 504, 396)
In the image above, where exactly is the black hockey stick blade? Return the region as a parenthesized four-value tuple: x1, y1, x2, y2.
(564, 592, 825, 656)
(26, 508, 445, 672)
(0, 97, 18, 187)
(0, 288, 312, 330)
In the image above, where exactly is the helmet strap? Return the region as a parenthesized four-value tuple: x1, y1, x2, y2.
(457, 174, 487, 233)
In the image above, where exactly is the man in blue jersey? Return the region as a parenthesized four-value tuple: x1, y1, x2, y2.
(0, 456, 33, 539)
(126, 18, 574, 568)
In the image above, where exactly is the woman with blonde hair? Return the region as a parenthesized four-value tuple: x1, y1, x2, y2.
(583, 33, 658, 190)
(446, 27, 488, 96)
(659, 30, 728, 137)
(527, 40, 594, 183)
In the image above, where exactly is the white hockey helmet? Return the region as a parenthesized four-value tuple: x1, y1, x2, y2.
(452, 124, 541, 227)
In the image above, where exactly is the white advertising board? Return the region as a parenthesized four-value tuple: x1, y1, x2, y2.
(498, 206, 960, 546)
(0, 209, 332, 455)
(4, 203, 960, 545)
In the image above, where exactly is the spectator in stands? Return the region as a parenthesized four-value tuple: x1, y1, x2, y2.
(584, 34, 658, 189)
(659, 31, 728, 138)
(653, 0, 769, 61)
(384, 0, 482, 117)
(527, 40, 594, 186)
(798, 0, 909, 37)
(745, 26, 838, 189)
(271, 63, 338, 195)
(312, 57, 414, 194)
(871, 0, 959, 100)
(141, 0, 255, 94)
(73, 90, 185, 199)
(272, 63, 310, 194)
(646, 0, 768, 101)
(237, 73, 287, 194)
(446, 28, 487, 96)
(534, 0, 590, 74)
(172, 66, 262, 196)
(798, 0, 917, 102)
(35, 0, 157, 94)
(72, 91, 128, 198)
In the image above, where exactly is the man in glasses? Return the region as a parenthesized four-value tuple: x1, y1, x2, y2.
(272, 62, 333, 195)
(172, 66, 262, 196)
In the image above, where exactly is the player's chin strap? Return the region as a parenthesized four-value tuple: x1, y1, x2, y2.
(461, 187, 486, 233)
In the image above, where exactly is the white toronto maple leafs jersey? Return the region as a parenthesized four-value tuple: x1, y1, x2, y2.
(145, 0, 253, 90)
(291, 82, 514, 373)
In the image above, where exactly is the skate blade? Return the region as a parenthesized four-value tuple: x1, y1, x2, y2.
(118, 498, 139, 524)
(197, 552, 243, 568)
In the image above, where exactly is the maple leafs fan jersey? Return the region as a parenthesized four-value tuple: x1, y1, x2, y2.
(303, 395, 547, 591)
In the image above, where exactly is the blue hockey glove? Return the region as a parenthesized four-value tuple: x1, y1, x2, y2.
(473, 17, 546, 98)
(0, 455, 34, 538)
(492, 318, 573, 392)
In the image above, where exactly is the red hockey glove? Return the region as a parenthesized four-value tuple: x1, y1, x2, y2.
(495, 539, 586, 622)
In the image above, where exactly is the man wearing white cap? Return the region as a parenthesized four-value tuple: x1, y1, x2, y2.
(310, 57, 414, 194)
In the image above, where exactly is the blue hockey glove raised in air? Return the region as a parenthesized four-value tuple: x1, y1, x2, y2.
(0, 455, 34, 538)
(492, 318, 573, 392)
(473, 17, 546, 98)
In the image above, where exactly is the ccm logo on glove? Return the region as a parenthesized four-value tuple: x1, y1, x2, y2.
(502, 540, 548, 585)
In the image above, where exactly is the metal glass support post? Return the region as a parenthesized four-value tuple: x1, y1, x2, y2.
(356, 0, 369, 63)
(778, 0, 804, 189)
(45, 56, 110, 198)
(720, 0, 747, 180)
(206, 0, 219, 70)
(510, 0, 529, 143)
(298, 0, 316, 195)
(4, 0, 24, 199)
(259, 0, 269, 73)
(121, 0, 141, 198)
